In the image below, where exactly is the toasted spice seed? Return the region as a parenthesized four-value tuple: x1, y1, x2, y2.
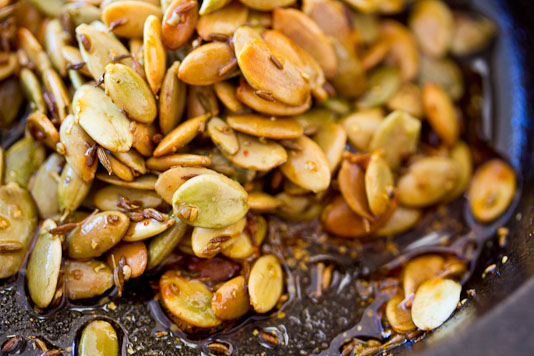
(111, 53, 132, 62)
(94, 72, 106, 87)
(315, 262, 324, 298)
(0, 241, 23, 252)
(97, 147, 112, 174)
(270, 55, 283, 70)
(197, 93, 213, 115)
(85, 144, 98, 167)
(66, 62, 86, 70)
(118, 196, 142, 210)
(322, 264, 334, 290)
(2, 335, 22, 353)
(48, 223, 78, 235)
(178, 205, 198, 222)
(207, 33, 229, 42)
(218, 58, 237, 77)
(255, 90, 275, 102)
(79, 34, 91, 52)
(260, 332, 279, 345)
(108, 18, 128, 32)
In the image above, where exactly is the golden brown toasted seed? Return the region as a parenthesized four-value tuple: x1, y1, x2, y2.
(411, 278, 461, 330)
(187, 85, 220, 118)
(44, 19, 67, 77)
(130, 121, 157, 156)
(73, 85, 133, 153)
(160, 271, 222, 328)
(212, 275, 250, 320)
(197, 1, 248, 40)
(4, 137, 45, 188)
(341, 108, 384, 152)
(448, 141, 473, 201)
(386, 295, 416, 333)
(468, 159, 516, 223)
(380, 20, 419, 82)
(30, 154, 62, 219)
(312, 122, 346, 172)
(377, 205, 422, 236)
(403, 254, 446, 298)
(61, 45, 91, 77)
(104, 151, 135, 182)
(111, 149, 147, 174)
(123, 217, 175, 241)
(26, 111, 59, 150)
(191, 217, 245, 257)
(214, 81, 244, 112)
(41, 67, 70, 123)
(96, 173, 158, 190)
(361, 39, 391, 71)
(358, 66, 401, 109)
(105, 63, 157, 124)
(20, 68, 46, 113)
(144, 15, 166, 94)
(179, 42, 236, 85)
(387, 82, 424, 118)
(17, 27, 51, 74)
(207, 117, 239, 155)
(240, 0, 295, 11)
(58, 163, 92, 213)
(280, 135, 331, 193)
(365, 153, 394, 216)
(409, 0, 454, 58)
(227, 114, 303, 140)
(162, 0, 199, 50)
(155, 166, 218, 204)
(272, 8, 337, 78)
(236, 78, 311, 116)
(338, 159, 374, 220)
(422, 83, 459, 146)
(159, 61, 186, 135)
(154, 114, 210, 157)
(147, 154, 211, 171)
(304, 0, 352, 45)
(65, 260, 114, 300)
(247, 191, 282, 211)
(102, 1, 162, 39)
(249, 254, 283, 313)
(0, 52, 17, 81)
(222, 132, 287, 171)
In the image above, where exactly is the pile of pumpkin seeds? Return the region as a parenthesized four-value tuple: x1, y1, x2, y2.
(0, 0, 516, 352)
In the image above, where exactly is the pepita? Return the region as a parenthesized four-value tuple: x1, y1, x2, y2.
(385, 295, 416, 333)
(411, 278, 461, 330)
(144, 14, 166, 94)
(102, 0, 162, 38)
(153, 114, 210, 157)
(65, 260, 114, 300)
(93, 185, 162, 211)
(58, 163, 92, 213)
(197, 1, 248, 40)
(312, 122, 346, 172)
(4, 136, 45, 188)
(147, 216, 188, 269)
(207, 117, 239, 155)
(161, 0, 199, 50)
(155, 166, 218, 204)
(422, 83, 459, 146)
(212, 275, 250, 320)
(123, 216, 175, 241)
(30, 153, 63, 218)
(191, 217, 245, 258)
(222, 132, 287, 171)
(341, 108, 384, 152)
(365, 153, 394, 216)
(248, 254, 283, 313)
(159, 61, 186, 135)
(409, 0, 453, 58)
(106, 241, 148, 278)
(78, 320, 119, 356)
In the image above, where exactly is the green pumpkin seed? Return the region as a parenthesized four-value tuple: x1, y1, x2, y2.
(4, 137, 45, 188)
(419, 56, 464, 101)
(369, 110, 421, 169)
(222, 215, 266, 258)
(377, 206, 422, 237)
(96, 173, 157, 190)
(67, 211, 130, 259)
(0, 77, 23, 128)
(206, 117, 239, 155)
(74, 85, 133, 153)
(26, 219, 62, 309)
(27, 0, 64, 17)
(110, 150, 147, 175)
(30, 153, 63, 219)
(155, 166, 219, 204)
(59, 114, 98, 182)
(227, 114, 304, 140)
(41, 68, 70, 123)
(0, 183, 38, 279)
(58, 163, 92, 214)
(65, 260, 114, 300)
(358, 66, 401, 109)
(208, 149, 257, 184)
(448, 142, 473, 201)
(147, 216, 188, 270)
(385, 295, 416, 333)
(248, 254, 283, 313)
(104, 63, 157, 124)
(341, 108, 384, 152)
(199, 0, 231, 15)
(94, 185, 162, 211)
(172, 173, 249, 228)
(275, 192, 322, 221)
(159, 61, 186, 135)
(64, 3, 102, 28)
(44, 19, 68, 77)
(294, 108, 336, 135)
(78, 320, 119, 356)
(398, 156, 458, 207)
(365, 153, 394, 216)
(123, 217, 175, 242)
(147, 154, 212, 171)
(20, 68, 46, 113)
(409, 0, 453, 58)
(191, 217, 246, 258)
(312, 122, 347, 172)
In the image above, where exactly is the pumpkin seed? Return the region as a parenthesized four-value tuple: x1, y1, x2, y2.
(111, 149, 147, 175)
(144, 14, 166, 94)
(179, 42, 236, 85)
(197, 1, 248, 40)
(304, 0, 352, 46)
(160, 270, 222, 328)
(214, 81, 244, 112)
(64, 3, 102, 28)
(0, 77, 23, 128)
(448, 142, 472, 201)
(0, 183, 38, 278)
(329, 38, 367, 98)
(386, 295, 416, 333)
(187, 85, 220, 118)
(206, 117, 239, 155)
(123, 216, 175, 242)
(153, 114, 210, 157)
(248, 254, 283, 313)
(221, 217, 265, 259)
(451, 13, 497, 56)
(94, 185, 162, 211)
(44, 19, 68, 77)
(20, 68, 46, 113)
(338, 159, 373, 220)
(73, 84, 133, 152)
(227, 114, 303, 140)
(207, 148, 257, 183)
(235, 78, 311, 116)
(172, 173, 248, 228)
(67, 211, 130, 259)
(147, 216, 188, 269)
(0, 148, 3, 185)
(147, 154, 211, 171)
(377, 206, 421, 237)
(387, 83, 424, 118)
(411, 278, 461, 330)
(380, 20, 419, 82)
(351, 12, 380, 44)
(247, 192, 282, 211)
(30, 153, 63, 219)
(419, 56, 464, 102)
(341, 109, 384, 152)
(26, 219, 62, 309)
(403, 254, 446, 298)
(234, 27, 310, 107)
(76, 24, 131, 81)
(104, 63, 157, 124)
(42, 67, 70, 123)
(294, 108, 336, 135)
(59, 114, 98, 182)
(212, 275, 250, 320)
(422, 83, 459, 146)
(159, 61, 186, 135)
(155, 166, 218, 204)
(27, 0, 63, 17)
(365, 153, 394, 216)
(191, 217, 245, 258)
(199, 0, 231, 15)
(96, 173, 158, 190)
(468, 159, 516, 223)
(272, 8, 337, 78)
(358, 66, 401, 109)
(58, 163, 92, 213)
(161, 0, 199, 50)
(131, 122, 157, 156)
(4, 136, 45, 188)
(102, 1, 162, 39)
(0, 52, 17, 81)
(280, 135, 331, 193)
(78, 320, 119, 356)
(65, 259, 114, 300)
(26, 111, 59, 150)
(409, 0, 453, 58)
(222, 132, 287, 171)
(275, 192, 323, 221)
(369, 110, 421, 169)
(398, 157, 458, 207)
(312, 122, 346, 172)
(361, 39, 391, 71)
(106, 241, 147, 278)
(16, 27, 51, 74)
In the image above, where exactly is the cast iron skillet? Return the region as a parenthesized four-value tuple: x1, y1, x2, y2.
(1, 0, 534, 355)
